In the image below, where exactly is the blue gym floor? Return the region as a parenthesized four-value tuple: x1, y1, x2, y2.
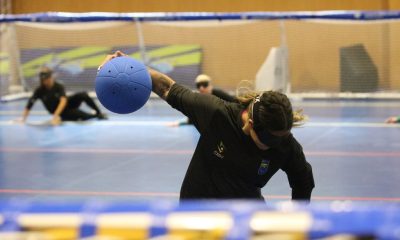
(0, 98, 399, 202)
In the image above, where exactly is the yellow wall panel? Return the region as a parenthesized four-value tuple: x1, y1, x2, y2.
(388, 0, 400, 10)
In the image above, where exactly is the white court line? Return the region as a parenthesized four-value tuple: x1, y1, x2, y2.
(0, 111, 48, 115)
(2, 102, 400, 111)
(0, 120, 399, 127)
(291, 101, 400, 107)
(306, 122, 400, 128)
(0, 120, 171, 126)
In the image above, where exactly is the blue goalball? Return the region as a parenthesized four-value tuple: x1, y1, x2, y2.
(95, 56, 152, 114)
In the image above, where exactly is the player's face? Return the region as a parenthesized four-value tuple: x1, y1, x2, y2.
(249, 123, 289, 150)
(42, 77, 54, 89)
(249, 128, 269, 150)
(196, 81, 212, 94)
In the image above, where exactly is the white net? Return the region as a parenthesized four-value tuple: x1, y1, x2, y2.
(1, 15, 400, 98)
(0, 23, 10, 96)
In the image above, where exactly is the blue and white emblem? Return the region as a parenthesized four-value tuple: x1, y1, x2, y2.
(258, 159, 270, 175)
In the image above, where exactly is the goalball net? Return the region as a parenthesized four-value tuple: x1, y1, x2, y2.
(1, 11, 400, 99)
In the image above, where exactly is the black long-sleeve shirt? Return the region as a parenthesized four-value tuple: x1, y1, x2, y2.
(167, 83, 314, 200)
(181, 88, 237, 126)
(211, 88, 238, 103)
(26, 82, 66, 114)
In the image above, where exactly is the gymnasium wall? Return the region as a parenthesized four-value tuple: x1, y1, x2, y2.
(11, 0, 395, 14)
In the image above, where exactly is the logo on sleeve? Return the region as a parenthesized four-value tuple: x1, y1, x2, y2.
(213, 141, 226, 159)
(258, 159, 270, 175)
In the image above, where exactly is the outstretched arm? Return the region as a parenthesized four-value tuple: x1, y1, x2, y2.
(20, 108, 30, 123)
(282, 139, 315, 201)
(148, 69, 175, 100)
(51, 96, 67, 125)
(98, 51, 221, 133)
(385, 116, 400, 124)
(289, 162, 314, 201)
(20, 90, 39, 123)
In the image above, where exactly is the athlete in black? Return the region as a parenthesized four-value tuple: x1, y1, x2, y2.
(195, 74, 238, 103)
(100, 51, 315, 201)
(21, 67, 107, 125)
(167, 84, 314, 200)
(173, 74, 238, 126)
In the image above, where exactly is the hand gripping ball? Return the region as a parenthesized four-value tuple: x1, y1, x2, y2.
(95, 56, 152, 114)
